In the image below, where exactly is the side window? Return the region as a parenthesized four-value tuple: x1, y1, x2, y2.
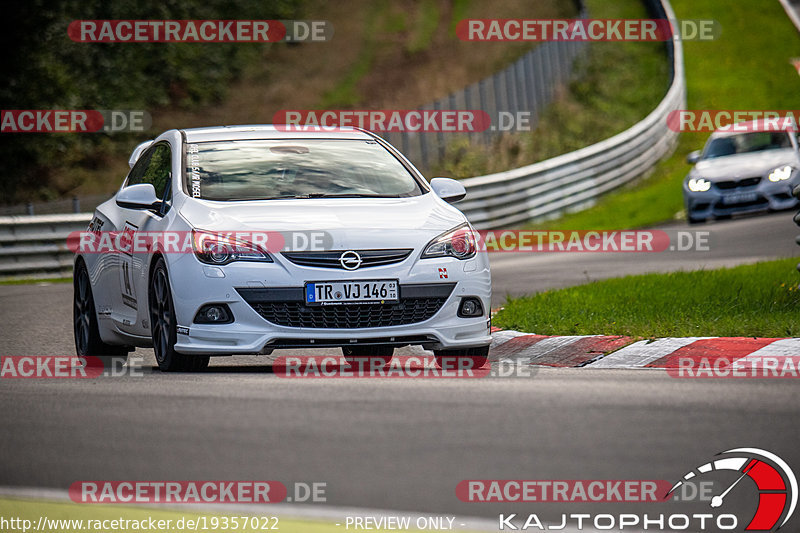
(126, 143, 171, 198)
(125, 149, 153, 189)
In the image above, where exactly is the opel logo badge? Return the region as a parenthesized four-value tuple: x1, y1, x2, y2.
(339, 250, 362, 270)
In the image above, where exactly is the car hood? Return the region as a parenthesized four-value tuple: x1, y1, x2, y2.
(692, 148, 800, 180)
(179, 193, 466, 248)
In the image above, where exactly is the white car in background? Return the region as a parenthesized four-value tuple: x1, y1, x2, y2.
(73, 125, 492, 371)
(683, 121, 800, 223)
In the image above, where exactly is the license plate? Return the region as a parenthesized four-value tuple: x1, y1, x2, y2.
(721, 192, 758, 205)
(305, 280, 399, 305)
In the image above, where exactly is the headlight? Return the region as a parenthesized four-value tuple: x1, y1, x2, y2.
(192, 230, 273, 265)
(687, 178, 711, 192)
(768, 165, 794, 182)
(421, 223, 477, 260)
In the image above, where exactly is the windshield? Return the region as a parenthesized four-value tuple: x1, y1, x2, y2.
(702, 131, 792, 160)
(184, 139, 425, 201)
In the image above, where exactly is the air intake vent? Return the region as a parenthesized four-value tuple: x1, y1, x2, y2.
(281, 249, 413, 269)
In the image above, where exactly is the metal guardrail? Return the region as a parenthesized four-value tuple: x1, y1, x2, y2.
(0, 0, 684, 278)
(0, 193, 113, 217)
(458, 0, 685, 229)
(0, 213, 91, 278)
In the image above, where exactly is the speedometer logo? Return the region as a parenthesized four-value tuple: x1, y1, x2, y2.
(668, 448, 797, 531)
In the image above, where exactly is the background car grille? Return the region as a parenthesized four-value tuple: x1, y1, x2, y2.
(236, 283, 454, 329)
(715, 177, 761, 190)
(281, 249, 413, 269)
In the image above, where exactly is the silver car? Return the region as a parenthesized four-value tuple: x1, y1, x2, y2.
(683, 122, 800, 223)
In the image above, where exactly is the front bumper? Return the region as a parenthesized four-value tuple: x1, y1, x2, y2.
(166, 252, 492, 355)
(684, 179, 799, 220)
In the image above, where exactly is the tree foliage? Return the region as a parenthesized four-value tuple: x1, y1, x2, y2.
(0, 0, 299, 202)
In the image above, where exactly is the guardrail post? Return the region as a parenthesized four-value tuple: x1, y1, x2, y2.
(72, 196, 80, 213)
(478, 79, 489, 145)
(26, 203, 34, 216)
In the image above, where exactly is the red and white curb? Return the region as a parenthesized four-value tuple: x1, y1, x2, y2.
(486, 331, 800, 370)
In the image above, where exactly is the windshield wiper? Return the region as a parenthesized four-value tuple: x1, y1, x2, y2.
(292, 193, 387, 198)
(223, 193, 391, 201)
(225, 195, 304, 201)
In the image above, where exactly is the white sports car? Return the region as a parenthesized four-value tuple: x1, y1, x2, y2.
(73, 125, 492, 371)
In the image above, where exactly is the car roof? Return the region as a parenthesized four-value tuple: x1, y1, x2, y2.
(180, 124, 375, 143)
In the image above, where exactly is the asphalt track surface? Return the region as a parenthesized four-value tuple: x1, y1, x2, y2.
(1, 212, 799, 525)
(489, 211, 800, 306)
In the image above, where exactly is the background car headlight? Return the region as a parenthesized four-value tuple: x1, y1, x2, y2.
(687, 177, 711, 192)
(421, 223, 477, 260)
(192, 230, 273, 265)
(768, 165, 794, 182)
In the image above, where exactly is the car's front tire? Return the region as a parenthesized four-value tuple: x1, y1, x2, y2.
(149, 257, 209, 372)
(73, 260, 130, 369)
(434, 345, 489, 370)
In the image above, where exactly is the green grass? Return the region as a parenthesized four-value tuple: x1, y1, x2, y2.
(493, 257, 800, 337)
(434, 0, 669, 178)
(407, 0, 440, 54)
(319, 5, 381, 108)
(531, 0, 800, 231)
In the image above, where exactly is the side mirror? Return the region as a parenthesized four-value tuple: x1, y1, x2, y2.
(686, 150, 702, 164)
(430, 177, 466, 203)
(116, 183, 161, 210)
(129, 140, 154, 168)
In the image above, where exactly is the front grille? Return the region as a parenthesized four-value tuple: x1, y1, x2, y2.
(715, 177, 761, 190)
(250, 298, 446, 328)
(237, 283, 454, 329)
(281, 249, 413, 269)
(714, 196, 768, 209)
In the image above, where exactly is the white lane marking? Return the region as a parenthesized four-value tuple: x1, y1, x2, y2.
(587, 337, 711, 368)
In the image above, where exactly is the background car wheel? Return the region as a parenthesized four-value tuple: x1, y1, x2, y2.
(149, 258, 209, 372)
(342, 345, 394, 368)
(433, 345, 489, 370)
(73, 260, 130, 369)
(687, 215, 706, 225)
